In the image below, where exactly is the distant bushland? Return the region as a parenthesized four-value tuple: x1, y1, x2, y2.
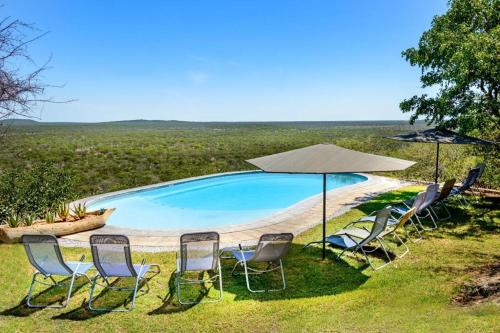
(0, 120, 497, 198)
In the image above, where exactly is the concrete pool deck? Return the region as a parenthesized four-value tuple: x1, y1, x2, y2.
(60, 173, 411, 252)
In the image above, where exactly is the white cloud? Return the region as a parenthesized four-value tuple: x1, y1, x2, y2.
(187, 71, 209, 84)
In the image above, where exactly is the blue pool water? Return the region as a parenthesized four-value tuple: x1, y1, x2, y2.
(89, 172, 367, 230)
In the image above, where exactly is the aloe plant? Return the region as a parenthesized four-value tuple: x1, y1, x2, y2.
(6, 212, 21, 228)
(57, 203, 70, 222)
(24, 213, 35, 226)
(45, 211, 56, 223)
(72, 202, 87, 220)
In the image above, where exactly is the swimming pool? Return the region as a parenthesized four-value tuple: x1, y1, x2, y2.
(88, 172, 367, 230)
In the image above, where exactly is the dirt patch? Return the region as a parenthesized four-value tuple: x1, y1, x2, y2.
(453, 262, 500, 305)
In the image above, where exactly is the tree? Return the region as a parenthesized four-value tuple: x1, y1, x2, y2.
(0, 12, 51, 124)
(400, 0, 499, 140)
(0, 163, 76, 222)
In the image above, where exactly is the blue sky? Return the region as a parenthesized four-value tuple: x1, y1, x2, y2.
(6, 1, 447, 122)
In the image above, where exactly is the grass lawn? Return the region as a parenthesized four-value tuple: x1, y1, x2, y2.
(0, 186, 498, 332)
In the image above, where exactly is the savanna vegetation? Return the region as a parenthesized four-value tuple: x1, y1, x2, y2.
(0, 186, 498, 332)
(0, 121, 497, 201)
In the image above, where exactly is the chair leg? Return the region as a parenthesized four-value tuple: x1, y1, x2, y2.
(26, 272, 78, 309)
(416, 211, 436, 231)
(414, 214, 428, 231)
(217, 258, 224, 301)
(358, 241, 391, 271)
(303, 240, 324, 249)
(88, 275, 141, 312)
(427, 208, 439, 229)
(87, 275, 99, 311)
(236, 259, 286, 293)
(405, 218, 423, 243)
(129, 276, 141, 310)
(177, 269, 223, 304)
(432, 202, 452, 220)
(279, 259, 286, 291)
(242, 259, 257, 293)
(392, 233, 410, 258)
(442, 203, 452, 219)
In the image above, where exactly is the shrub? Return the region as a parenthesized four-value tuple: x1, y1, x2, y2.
(0, 163, 77, 223)
(5, 212, 21, 228)
(72, 202, 87, 219)
(57, 203, 70, 222)
(45, 211, 55, 224)
(24, 213, 35, 226)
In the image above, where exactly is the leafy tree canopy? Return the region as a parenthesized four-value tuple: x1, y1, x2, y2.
(401, 0, 499, 139)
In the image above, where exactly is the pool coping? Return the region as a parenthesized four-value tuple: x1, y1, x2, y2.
(63, 172, 412, 251)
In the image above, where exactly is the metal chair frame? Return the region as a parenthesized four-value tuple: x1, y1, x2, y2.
(22, 234, 93, 309)
(88, 234, 160, 312)
(231, 233, 293, 292)
(176, 232, 223, 305)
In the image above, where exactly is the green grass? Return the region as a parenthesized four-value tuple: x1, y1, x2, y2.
(0, 186, 498, 332)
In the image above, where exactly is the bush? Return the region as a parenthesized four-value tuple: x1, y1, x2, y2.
(0, 163, 77, 223)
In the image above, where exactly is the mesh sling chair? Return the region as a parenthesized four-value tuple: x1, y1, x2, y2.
(451, 167, 481, 205)
(393, 184, 439, 231)
(470, 163, 486, 196)
(356, 192, 426, 243)
(352, 207, 417, 258)
(304, 207, 392, 270)
(88, 234, 160, 312)
(22, 234, 93, 308)
(176, 232, 222, 304)
(429, 178, 456, 220)
(231, 233, 293, 293)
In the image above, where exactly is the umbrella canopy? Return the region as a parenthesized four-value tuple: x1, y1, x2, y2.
(385, 128, 496, 183)
(246, 143, 416, 259)
(247, 143, 415, 173)
(385, 128, 496, 145)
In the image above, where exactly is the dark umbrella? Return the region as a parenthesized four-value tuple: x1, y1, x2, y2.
(246, 144, 415, 260)
(385, 128, 496, 183)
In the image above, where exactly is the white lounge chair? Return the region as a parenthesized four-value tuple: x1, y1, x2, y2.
(22, 234, 93, 308)
(304, 207, 392, 270)
(349, 207, 417, 258)
(88, 234, 160, 312)
(430, 178, 456, 220)
(394, 184, 439, 231)
(231, 233, 293, 292)
(176, 232, 222, 304)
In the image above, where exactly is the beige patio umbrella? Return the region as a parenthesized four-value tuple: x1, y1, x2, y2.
(246, 143, 416, 259)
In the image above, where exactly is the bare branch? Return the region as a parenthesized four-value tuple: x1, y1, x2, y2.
(0, 14, 69, 131)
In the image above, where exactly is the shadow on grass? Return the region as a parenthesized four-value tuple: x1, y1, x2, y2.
(53, 273, 159, 321)
(342, 188, 498, 240)
(431, 196, 500, 239)
(0, 276, 90, 317)
(222, 243, 370, 302)
(353, 188, 420, 216)
(148, 271, 209, 315)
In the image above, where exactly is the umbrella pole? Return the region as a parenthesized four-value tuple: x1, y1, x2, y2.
(322, 173, 326, 260)
(434, 142, 440, 183)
